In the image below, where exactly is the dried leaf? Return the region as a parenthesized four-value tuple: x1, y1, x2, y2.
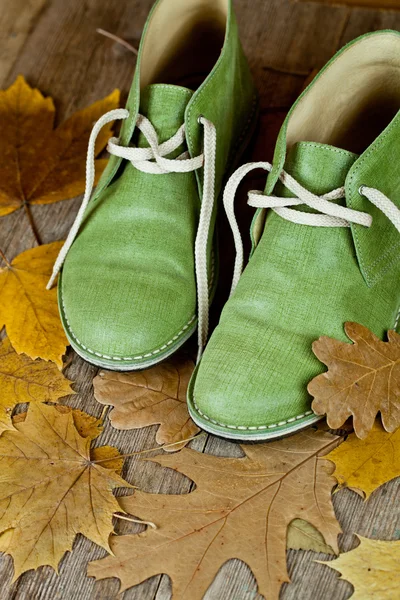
(93, 357, 200, 451)
(13, 404, 103, 440)
(88, 430, 342, 600)
(324, 420, 400, 498)
(0, 75, 119, 215)
(0, 402, 131, 579)
(12, 406, 123, 475)
(91, 446, 125, 475)
(287, 519, 335, 555)
(309, 322, 400, 439)
(319, 536, 400, 599)
(0, 337, 74, 434)
(0, 242, 68, 367)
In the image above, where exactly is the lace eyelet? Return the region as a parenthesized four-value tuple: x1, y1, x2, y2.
(197, 114, 205, 125)
(358, 185, 365, 195)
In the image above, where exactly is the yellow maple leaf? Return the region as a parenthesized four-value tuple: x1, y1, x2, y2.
(320, 536, 400, 599)
(0, 75, 119, 216)
(0, 337, 74, 434)
(324, 420, 400, 498)
(12, 404, 102, 439)
(0, 402, 132, 580)
(0, 241, 68, 367)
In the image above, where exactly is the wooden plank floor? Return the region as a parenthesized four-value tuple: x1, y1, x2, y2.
(1, 0, 400, 598)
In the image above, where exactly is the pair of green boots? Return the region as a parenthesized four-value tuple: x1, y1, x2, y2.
(49, 0, 400, 440)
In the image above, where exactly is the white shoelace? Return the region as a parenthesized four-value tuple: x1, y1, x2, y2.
(47, 109, 217, 361)
(223, 161, 400, 295)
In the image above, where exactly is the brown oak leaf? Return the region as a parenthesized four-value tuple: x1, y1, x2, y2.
(309, 322, 400, 439)
(93, 356, 199, 451)
(88, 429, 341, 600)
(0, 242, 68, 367)
(0, 402, 131, 579)
(0, 336, 74, 434)
(0, 75, 119, 216)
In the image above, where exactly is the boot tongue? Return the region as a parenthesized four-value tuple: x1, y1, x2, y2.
(274, 141, 358, 199)
(136, 84, 193, 148)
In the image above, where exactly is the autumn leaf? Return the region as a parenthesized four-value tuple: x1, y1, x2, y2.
(14, 404, 124, 474)
(0, 241, 68, 367)
(287, 519, 335, 555)
(324, 420, 400, 498)
(12, 403, 103, 440)
(308, 322, 400, 439)
(12, 405, 123, 473)
(319, 536, 400, 599)
(93, 356, 200, 451)
(0, 75, 119, 216)
(88, 430, 342, 600)
(0, 402, 131, 580)
(0, 336, 74, 434)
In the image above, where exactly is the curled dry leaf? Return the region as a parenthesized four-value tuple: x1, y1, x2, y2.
(0, 75, 119, 216)
(88, 429, 342, 600)
(0, 337, 74, 434)
(309, 322, 400, 439)
(0, 403, 131, 580)
(0, 242, 68, 367)
(93, 356, 199, 451)
(287, 519, 335, 555)
(324, 420, 400, 498)
(319, 536, 400, 599)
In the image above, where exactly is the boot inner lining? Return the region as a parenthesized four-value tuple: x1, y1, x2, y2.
(140, 0, 228, 90)
(287, 32, 400, 155)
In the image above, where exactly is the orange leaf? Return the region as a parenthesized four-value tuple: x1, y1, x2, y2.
(0, 75, 119, 215)
(309, 322, 400, 439)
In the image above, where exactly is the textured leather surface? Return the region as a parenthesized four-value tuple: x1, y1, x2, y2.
(60, 86, 198, 360)
(346, 110, 400, 285)
(189, 32, 400, 438)
(59, 0, 257, 368)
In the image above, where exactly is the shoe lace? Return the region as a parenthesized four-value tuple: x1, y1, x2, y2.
(223, 161, 400, 295)
(47, 108, 217, 362)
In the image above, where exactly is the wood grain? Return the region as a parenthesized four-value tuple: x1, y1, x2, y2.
(0, 0, 47, 82)
(295, 0, 400, 10)
(1, 0, 400, 598)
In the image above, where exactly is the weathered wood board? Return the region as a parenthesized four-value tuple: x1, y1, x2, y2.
(1, 0, 400, 598)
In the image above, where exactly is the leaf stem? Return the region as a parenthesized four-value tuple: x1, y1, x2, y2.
(0, 249, 11, 267)
(113, 512, 157, 529)
(93, 432, 206, 464)
(23, 202, 42, 245)
(99, 404, 109, 424)
(96, 28, 138, 55)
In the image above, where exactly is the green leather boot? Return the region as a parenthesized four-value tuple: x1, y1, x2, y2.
(188, 30, 400, 440)
(48, 0, 258, 369)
